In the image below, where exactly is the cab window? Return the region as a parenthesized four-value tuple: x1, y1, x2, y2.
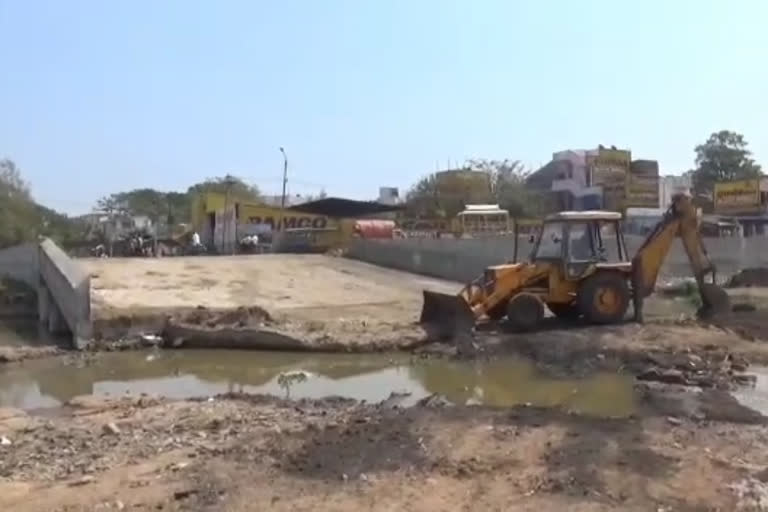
(534, 222, 563, 259)
(568, 222, 595, 261)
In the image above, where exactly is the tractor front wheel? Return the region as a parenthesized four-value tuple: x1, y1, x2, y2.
(506, 293, 544, 331)
(578, 273, 630, 324)
(486, 300, 508, 321)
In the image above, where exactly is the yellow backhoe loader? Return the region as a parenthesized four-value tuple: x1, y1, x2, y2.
(420, 193, 730, 338)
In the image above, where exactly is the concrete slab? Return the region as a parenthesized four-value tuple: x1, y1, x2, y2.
(84, 255, 459, 327)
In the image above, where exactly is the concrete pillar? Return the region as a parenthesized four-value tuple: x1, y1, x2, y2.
(73, 322, 90, 350)
(47, 301, 67, 335)
(37, 282, 50, 326)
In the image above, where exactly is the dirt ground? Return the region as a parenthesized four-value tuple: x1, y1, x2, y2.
(4, 263, 768, 509)
(0, 391, 766, 512)
(84, 255, 457, 348)
(85, 254, 455, 322)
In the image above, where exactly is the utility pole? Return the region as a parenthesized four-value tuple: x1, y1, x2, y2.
(279, 147, 288, 232)
(223, 176, 236, 255)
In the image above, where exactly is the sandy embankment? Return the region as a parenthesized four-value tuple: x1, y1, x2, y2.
(84, 255, 458, 351)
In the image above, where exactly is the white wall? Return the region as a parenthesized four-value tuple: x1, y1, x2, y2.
(348, 235, 760, 284)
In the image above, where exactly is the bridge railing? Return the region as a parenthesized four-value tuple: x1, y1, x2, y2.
(38, 238, 91, 348)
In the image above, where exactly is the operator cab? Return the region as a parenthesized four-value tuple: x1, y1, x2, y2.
(531, 211, 629, 279)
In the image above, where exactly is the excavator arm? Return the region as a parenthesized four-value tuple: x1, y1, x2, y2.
(630, 194, 730, 320)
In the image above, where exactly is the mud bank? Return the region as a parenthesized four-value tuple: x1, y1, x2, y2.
(165, 306, 427, 352)
(728, 267, 768, 288)
(90, 305, 428, 353)
(0, 392, 766, 511)
(0, 345, 62, 363)
(421, 318, 768, 390)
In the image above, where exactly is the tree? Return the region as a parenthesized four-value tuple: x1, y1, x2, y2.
(187, 175, 262, 203)
(97, 189, 190, 223)
(405, 174, 443, 218)
(299, 188, 329, 203)
(0, 158, 30, 199)
(690, 130, 762, 200)
(0, 158, 85, 249)
(95, 175, 262, 233)
(465, 159, 531, 217)
(404, 159, 533, 219)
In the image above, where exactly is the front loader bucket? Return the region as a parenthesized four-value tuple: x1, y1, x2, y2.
(697, 283, 731, 320)
(420, 290, 475, 340)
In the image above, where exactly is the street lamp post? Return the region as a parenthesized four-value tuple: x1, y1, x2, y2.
(223, 175, 236, 255)
(279, 147, 288, 232)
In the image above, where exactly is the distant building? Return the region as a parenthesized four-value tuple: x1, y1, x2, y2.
(378, 187, 400, 205)
(77, 212, 155, 241)
(659, 175, 692, 209)
(526, 149, 604, 212)
(527, 146, 660, 213)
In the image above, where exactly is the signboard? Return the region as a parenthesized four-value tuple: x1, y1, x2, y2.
(625, 160, 660, 208)
(714, 179, 762, 214)
(196, 193, 335, 231)
(238, 204, 335, 231)
(588, 148, 631, 212)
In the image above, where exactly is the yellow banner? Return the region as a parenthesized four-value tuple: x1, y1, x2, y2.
(593, 148, 631, 169)
(714, 179, 761, 213)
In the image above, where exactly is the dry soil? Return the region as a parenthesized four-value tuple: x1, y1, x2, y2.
(0, 392, 766, 512)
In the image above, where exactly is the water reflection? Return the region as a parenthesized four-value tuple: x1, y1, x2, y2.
(0, 350, 636, 417)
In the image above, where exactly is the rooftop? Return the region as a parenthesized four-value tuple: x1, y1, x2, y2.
(457, 206, 508, 216)
(544, 210, 623, 222)
(288, 197, 402, 217)
(463, 204, 503, 211)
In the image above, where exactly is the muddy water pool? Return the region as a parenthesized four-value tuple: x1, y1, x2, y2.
(2, 317, 765, 419)
(0, 347, 636, 417)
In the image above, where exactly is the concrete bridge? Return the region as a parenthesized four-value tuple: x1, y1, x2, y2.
(0, 239, 91, 348)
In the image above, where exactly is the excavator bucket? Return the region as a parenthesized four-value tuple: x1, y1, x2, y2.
(697, 283, 731, 319)
(420, 290, 476, 340)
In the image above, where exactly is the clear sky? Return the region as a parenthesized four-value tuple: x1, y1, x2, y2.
(1, 0, 767, 214)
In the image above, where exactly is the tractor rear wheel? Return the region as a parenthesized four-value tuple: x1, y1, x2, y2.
(506, 293, 544, 331)
(578, 273, 630, 324)
(547, 302, 581, 320)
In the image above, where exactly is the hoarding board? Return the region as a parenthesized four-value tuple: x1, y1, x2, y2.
(588, 149, 630, 212)
(239, 204, 335, 231)
(714, 179, 761, 214)
(625, 160, 660, 208)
